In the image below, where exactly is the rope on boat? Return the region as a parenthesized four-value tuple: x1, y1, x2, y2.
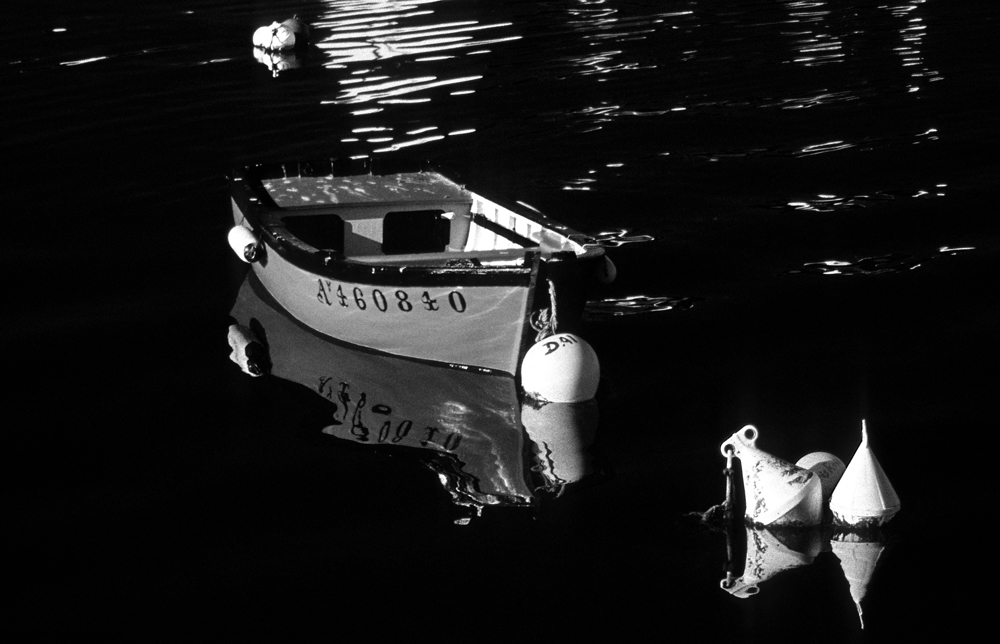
(530, 279, 560, 342)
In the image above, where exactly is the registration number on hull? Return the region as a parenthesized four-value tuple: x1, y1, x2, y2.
(316, 280, 467, 314)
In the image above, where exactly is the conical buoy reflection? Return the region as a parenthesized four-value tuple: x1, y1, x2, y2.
(831, 532, 886, 628)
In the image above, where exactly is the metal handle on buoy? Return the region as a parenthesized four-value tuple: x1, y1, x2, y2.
(720, 424, 758, 456)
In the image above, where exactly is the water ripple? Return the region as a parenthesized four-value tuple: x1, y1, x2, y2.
(590, 228, 656, 247)
(785, 246, 975, 276)
(753, 183, 946, 212)
(584, 295, 702, 319)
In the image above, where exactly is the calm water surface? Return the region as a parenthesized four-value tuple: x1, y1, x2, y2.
(8, 0, 997, 638)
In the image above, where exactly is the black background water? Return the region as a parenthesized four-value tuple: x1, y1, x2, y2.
(7, 0, 997, 639)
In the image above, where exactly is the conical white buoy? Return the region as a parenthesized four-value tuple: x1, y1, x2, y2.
(722, 526, 818, 598)
(795, 451, 846, 503)
(831, 532, 886, 628)
(520, 333, 600, 403)
(228, 225, 261, 263)
(721, 425, 824, 527)
(829, 420, 900, 527)
(522, 399, 599, 487)
(227, 324, 267, 376)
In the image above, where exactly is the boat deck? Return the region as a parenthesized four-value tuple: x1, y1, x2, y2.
(247, 171, 580, 262)
(262, 172, 470, 207)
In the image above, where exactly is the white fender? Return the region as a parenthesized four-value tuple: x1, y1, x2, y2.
(228, 225, 261, 263)
(521, 333, 600, 403)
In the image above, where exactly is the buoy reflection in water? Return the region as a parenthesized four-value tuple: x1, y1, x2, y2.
(722, 525, 826, 598)
(522, 399, 599, 494)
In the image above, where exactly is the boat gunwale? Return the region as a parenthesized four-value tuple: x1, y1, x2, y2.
(229, 160, 604, 288)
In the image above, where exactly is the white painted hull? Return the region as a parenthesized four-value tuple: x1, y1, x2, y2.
(250, 247, 532, 374)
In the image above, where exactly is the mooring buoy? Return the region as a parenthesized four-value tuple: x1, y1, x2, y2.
(520, 333, 600, 403)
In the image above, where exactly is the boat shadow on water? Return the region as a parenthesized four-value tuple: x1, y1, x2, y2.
(227, 272, 610, 522)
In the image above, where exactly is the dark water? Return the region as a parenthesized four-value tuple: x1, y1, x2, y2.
(8, 0, 997, 638)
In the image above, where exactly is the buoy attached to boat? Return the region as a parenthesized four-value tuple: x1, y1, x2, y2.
(795, 451, 846, 503)
(227, 324, 268, 377)
(721, 425, 824, 527)
(228, 225, 261, 263)
(520, 333, 600, 403)
(253, 16, 310, 52)
(829, 420, 900, 528)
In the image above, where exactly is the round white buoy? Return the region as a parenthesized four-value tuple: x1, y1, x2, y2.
(520, 333, 600, 403)
(253, 17, 309, 51)
(252, 25, 273, 49)
(829, 420, 900, 528)
(228, 225, 261, 263)
(280, 17, 310, 45)
(596, 255, 617, 284)
(227, 324, 267, 377)
(795, 451, 846, 503)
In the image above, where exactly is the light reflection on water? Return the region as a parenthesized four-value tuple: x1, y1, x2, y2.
(228, 0, 949, 180)
(312, 0, 520, 154)
(785, 246, 975, 276)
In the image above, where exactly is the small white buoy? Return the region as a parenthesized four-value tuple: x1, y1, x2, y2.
(795, 451, 846, 503)
(228, 225, 261, 263)
(721, 425, 824, 527)
(520, 333, 600, 403)
(252, 25, 274, 48)
(253, 17, 309, 52)
(227, 324, 267, 376)
(596, 255, 616, 284)
(831, 533, 886, 628)
(522, 399, 599, 486)
(829, 420, 900, 528)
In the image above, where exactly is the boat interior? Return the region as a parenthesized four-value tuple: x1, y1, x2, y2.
(247, 164, 581, 268)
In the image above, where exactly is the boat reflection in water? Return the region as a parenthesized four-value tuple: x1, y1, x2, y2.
(720, 524, 890, 629)
(228, 272, 602, 519)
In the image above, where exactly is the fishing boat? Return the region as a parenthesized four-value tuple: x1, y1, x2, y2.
(228, 158, 610, 376)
